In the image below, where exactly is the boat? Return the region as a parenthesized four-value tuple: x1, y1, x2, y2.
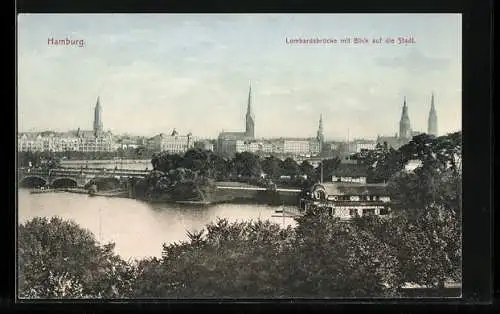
(272, 203, 302, 219)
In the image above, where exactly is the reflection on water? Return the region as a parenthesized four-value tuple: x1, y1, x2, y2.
(18, 189, 297, 260)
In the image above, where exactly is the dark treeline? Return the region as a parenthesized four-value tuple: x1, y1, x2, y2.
(18, 132, 462, 298)
(138, 150, 339, 201)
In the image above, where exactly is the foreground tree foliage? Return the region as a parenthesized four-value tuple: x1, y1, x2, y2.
(18, 217, 137, 298)
(132, 219, 295, 298)
(352, 211, 460, 290)
(290, 213, 401, 297)
(19, 209, 460, 298)
(131, 215, 401, 298)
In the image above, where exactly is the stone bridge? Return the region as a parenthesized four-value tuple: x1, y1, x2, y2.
(18, 167, 150, 188)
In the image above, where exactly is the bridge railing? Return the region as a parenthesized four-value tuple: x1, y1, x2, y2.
(20, 167, 150, 177)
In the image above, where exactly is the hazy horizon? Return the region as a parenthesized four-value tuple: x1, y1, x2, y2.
(17, 14, 462, 140)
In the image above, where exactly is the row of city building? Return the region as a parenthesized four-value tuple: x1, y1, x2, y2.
(18, 85, 438, 156)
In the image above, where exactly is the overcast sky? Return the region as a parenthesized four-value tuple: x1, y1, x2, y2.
(17, 14, 461, 140)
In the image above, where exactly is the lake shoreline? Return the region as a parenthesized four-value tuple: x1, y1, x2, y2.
(55, 186, 300, 208)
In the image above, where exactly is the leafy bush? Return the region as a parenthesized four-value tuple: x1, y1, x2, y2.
(18, 217, 136, 299)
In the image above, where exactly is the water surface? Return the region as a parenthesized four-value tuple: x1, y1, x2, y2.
(18, 188, 296, 260)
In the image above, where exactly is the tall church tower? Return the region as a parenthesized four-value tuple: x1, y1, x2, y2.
(93, 96, 103, 137)
(399, 96, 412, 141)
(427, 92, 438, 136)
(317, 114, 324, 144)
(245, 83, 255, 138)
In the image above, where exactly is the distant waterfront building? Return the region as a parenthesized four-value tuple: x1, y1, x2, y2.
(217, 136, 321, 157)
(17, 97, 116, 152)
(77, 134, 115, 152)
(328, 142, 338, 151)
(147, 131, 195, 154)
(427, 92, 438, 136)
(352, 141, 377, 152)
(194, 140, 215, 151)
(339, 139, 377, 155)
(219, 139, 276, 155)
(283, 139, 312, 155)
(17, 130, 115, 152)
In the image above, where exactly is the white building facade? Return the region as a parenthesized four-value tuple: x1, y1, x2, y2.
(18, 132, 116, 152)
(147, 133, 196, 154)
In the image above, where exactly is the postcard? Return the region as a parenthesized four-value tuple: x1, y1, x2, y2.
(17, 13, 462, 299)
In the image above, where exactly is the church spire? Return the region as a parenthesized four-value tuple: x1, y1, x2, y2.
(245, 82, 255, 138)
(317, 114, 325, 152)
(317, 114, 324, 139)
(399, 96, 412, 141)
(93, 96, 103, 137)
(428, 92, 438, 136)
(247, 81, 252, 117)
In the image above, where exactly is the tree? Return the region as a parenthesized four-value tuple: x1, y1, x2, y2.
(281, 157, 299, 177)
(394, 209, 460, 288)
(383, 132, 462, 288)
(211, 154, 232, 180)
(182, 148, 211, 177)
(130, 212, 404, 298)
(290, 212, 401, 297)
(132, 218, 294, 298)
(387, 162, 461, 218)
(299, 160, 314, 179)
(261, 156, 282, 179)
(399, 132, 462, 176)
(314, 158, 341, 182)
(18, 217, 136, 299)
(354, 143, 403, 183)
(232, 152, 262, 178)
(151, 153, 183, 173)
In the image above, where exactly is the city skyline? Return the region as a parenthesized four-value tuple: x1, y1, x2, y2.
(18, 14, 462, 139)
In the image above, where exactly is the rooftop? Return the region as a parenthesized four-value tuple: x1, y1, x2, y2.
(318, 182, 388, 196)
(331, 163, 369, 177)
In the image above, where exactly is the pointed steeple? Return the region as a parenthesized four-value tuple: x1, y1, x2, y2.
(93, 96, 103, 137)
(399, 96, 412, 141)
(317, 114, 325, 152)
(317, 114, 324, 140)
(247, 81, 253, 117)
(428, 92, 438, 136)
(245, 82, 255, 138)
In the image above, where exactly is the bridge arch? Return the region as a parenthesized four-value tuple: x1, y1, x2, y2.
(20, 176, 48, 188)
(51, 177, 78, 188)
